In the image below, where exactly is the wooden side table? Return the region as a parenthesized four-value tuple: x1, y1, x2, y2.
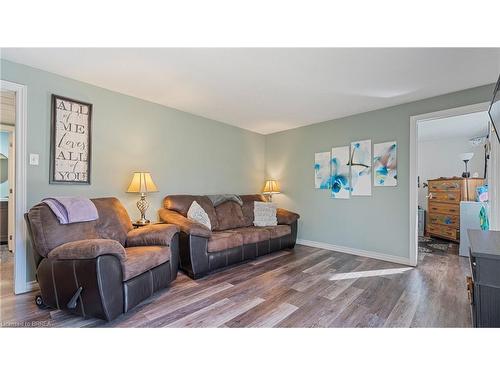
(132, 221, 159, 229)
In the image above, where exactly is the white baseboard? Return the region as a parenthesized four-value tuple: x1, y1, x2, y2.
(296, 239, 414, 266)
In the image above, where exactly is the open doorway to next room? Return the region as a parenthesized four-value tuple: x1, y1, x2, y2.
(0, 89, 16, 299)
(417, 111, 490, 258)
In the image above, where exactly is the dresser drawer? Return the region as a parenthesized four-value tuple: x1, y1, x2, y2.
(428, 179, 462, 191)
(428, 223, 459, 240)
(428, 213, 459, 228)
(428, 202, 460, 215)
(428, 191, 461, 203)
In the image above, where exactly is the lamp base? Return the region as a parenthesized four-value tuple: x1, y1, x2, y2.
(134, 218, 151, 225)
(462, 172, 470, 178)
(136, 193, 150, 224)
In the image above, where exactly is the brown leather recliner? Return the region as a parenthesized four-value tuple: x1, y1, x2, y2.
(24, 197, 180, 321)
(159, 194, 299, 279)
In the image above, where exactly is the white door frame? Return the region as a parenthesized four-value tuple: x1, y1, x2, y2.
(0, 124, 15, 251)
(409, 101, 490, 266)
(1, 80, 29, 294)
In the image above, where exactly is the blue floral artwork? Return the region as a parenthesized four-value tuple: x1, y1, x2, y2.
(349, 140, 372, 196)
(373, 141, 397, 187)
(314, 151, 331, 189)
(330, 146, 350, 199)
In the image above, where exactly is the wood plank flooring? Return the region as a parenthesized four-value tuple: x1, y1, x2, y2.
(0, 244, 472, 327)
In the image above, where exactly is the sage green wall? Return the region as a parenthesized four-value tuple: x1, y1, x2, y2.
(1, 57, 495, 283)
(266, 84, 495, 260)
(1, 59, 265, 281)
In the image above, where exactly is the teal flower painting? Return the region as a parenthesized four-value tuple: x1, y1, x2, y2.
(314, 151, 331, 189)
(349, 140, 372, 196)
(373, 141, 397, 187)
(330, 146, 350, 199)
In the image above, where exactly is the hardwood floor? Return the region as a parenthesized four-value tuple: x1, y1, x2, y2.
(0, 244, 472, 328)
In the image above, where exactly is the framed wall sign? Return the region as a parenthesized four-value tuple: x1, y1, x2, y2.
(50, 94, 92, 184)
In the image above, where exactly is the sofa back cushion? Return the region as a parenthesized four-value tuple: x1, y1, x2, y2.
(240, 194, 267, 227)
(26, 197, 132, 258)
(27, 203, 98, 258)
(93, 197, 133, 245)
(163, 195, 219, 230)
(215, 201, 246, 230)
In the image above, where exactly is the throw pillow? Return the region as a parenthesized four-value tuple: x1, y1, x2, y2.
(253, 201, 277, 227)
(187, 201, 212, 230)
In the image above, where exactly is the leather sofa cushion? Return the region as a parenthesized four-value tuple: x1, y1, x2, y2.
(263, 225, 291, 239)
(215, 201, 246, 230)
(277, 208, 300, 225)
(48, 239, 126, 261)
(123, 246, 171, 281)
(240, 195, 266, 227)
(163, 195, 219, 230)
(159, 208, 212, 238)
(229, 227, 270, 244)
(126, 223, 179, 247)
(240, 194, 267, 203)
(207, 231, 243, 253)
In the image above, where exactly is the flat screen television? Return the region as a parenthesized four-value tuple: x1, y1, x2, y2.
(488, 74, 500, 144)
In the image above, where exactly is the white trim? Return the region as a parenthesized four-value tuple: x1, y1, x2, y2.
(296, 239, 413, 266)
(1, 80, 28, 294)
(488, 120, 500, 230)
(409, 102, 490, 267)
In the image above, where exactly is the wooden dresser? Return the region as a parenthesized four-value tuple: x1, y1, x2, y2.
(427, 177, 485, 242)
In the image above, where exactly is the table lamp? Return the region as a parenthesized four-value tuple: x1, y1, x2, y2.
(262, 179, 280, 202)
(127, 172, 158, 224)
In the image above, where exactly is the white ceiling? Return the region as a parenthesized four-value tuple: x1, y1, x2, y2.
(2, 48, 500, 134)
(418, 111, 490, 142)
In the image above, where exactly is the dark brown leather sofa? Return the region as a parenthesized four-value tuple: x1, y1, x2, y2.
(159, 194, 299, 279)
(25, 197, 179, 321)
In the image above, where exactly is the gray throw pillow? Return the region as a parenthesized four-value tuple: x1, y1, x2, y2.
(253, 201, 277, 227)
(187, 201, 212, 230)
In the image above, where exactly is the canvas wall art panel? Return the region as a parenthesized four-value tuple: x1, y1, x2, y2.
(350, 139, 372, 196)
(50, 95, 92, 184)
(330, 146, 350, 199)
(373, 141, 397, 186)
(314, 151, 331, 189)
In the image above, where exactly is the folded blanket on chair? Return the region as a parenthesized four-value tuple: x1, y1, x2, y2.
(207, 194, 243, 207)
(42, 196, 99, 224)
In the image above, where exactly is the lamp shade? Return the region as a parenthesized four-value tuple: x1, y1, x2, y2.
(262, 179, 280, 194)
(127, 172, 158, 193)
(460, 152, 474, 162)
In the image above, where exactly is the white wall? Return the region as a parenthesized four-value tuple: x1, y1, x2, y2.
(418, 137, 486, 210)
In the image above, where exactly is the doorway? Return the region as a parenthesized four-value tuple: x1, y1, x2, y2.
(409, 102, 491, 266)
(418, 111, 489, 258)
(409, 102, 492, 266)
(0, 90, 16, 299)
(0, 80, 28, 295)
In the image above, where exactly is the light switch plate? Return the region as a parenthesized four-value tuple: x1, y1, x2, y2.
(29, 153, 39, 165)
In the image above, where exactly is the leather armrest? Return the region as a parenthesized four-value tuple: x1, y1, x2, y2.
(48, 239, 126, 261)
(276, 208, 300, 225)
(126, 223, 179, 247)
(158, 208, 211, 238)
